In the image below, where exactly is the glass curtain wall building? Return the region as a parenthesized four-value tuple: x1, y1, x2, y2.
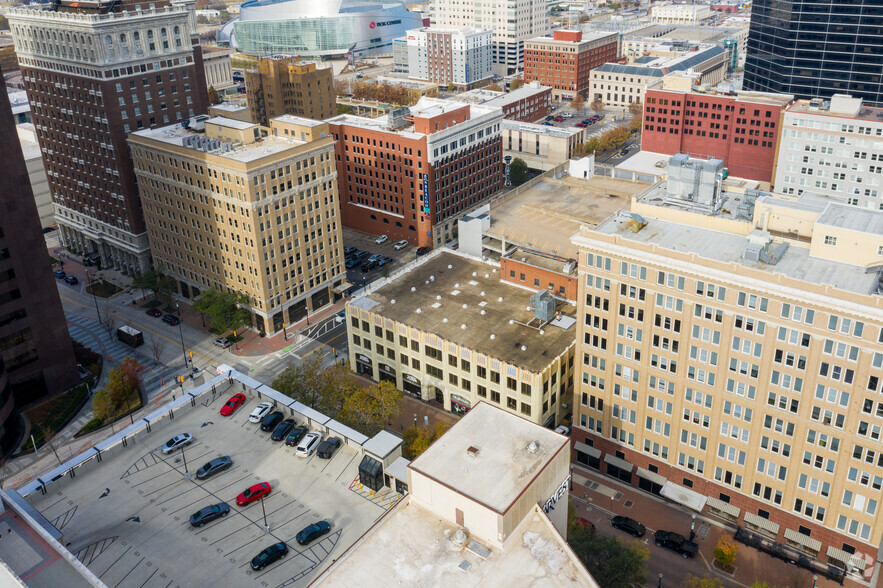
(743, 0, 882, 105)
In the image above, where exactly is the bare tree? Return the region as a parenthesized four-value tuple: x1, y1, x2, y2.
(100, 310, 117, 337)
(0, 455, 11, 489)
(40, 425, 63, 466)
(147, 335, 164, 365)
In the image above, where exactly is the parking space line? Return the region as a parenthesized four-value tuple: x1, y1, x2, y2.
(113, 556, 145, 588)
(265, 508, 311, 533)
(210, 521, 257, 546)
(138, 567, 158, 588)
(130, 468, 176, 488)
(141, 476, 187, 498)
(97, 545, 132, 579)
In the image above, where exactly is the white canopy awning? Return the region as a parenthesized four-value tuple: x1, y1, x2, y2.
(659, 481, 707, 512)
(744, 512, 779, 536)
(705, 496, 740, 518)
(784, 528, 821, 553)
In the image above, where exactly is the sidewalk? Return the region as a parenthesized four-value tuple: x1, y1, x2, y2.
(571, 465, 867, 588)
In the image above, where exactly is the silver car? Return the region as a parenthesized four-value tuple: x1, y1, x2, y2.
(160, 433, 193, 454)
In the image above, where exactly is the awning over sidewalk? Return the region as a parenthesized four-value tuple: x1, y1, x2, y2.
(784, 529, 821, 553)
(636, 467, 667, 486)
(333, 281, 352, 294)
(824, 546, 868, 571)
(574, 441, 601, 458)
(705, 496, 740, 519)
(744, 512, 779, 536)
(603, 454, 633, 472)
(659, 481, 707, 512)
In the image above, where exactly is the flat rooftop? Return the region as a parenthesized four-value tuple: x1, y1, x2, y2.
(209, 102, 250, 113)
(502, 120, 581, 138)
(272, 114, 326, 127)
(206, 115, 256, 130)
(317, 499, 594, 587)
(505, 247, 575, 272)
(328, 97, 499, 139)
(350, 251, 576, 373)
(527, 30, 617, 44)
(786, 101, 883, 123)
(816, 202, 883, 235)
(409, 402, 568, 514)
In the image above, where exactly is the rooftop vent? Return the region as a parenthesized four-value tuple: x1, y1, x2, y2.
(490, 334, 496, 339)
(391, 299, 396, 304)
(527, 441, 540, 454)
(411, 287, 416, 292)
(531, 289, 556, 322)
(467, 446, 481, 457)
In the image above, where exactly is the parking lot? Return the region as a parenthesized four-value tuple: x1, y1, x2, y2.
(342, 227, 422, 289)
(26, 382, 391, 587)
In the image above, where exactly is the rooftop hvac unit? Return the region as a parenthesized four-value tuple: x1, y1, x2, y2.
(387, 107, 411, 131)
(531, 290, 555, 322)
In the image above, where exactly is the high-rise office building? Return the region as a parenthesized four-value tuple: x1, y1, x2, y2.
(0, 69, 79, 431)
(7, 0, 210, 275)
(245, 58, 335, 127)
(524, 30, 618, 101)
(743, 0, 882, 105)
(404, 27, 493, 88)
(129, 115, 345, 333)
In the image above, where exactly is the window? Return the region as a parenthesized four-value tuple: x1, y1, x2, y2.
(824, 235, 837, 246)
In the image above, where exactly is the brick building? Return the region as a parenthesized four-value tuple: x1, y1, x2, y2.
(245, 57, 335, 126)
(457, 81, 552, 122)
(327, 98, 504, 248)
(7, 0, 210, 275)
(524, 30, 619, 101)
(500, 247, 578, 302)
(640, 76, 793, 183)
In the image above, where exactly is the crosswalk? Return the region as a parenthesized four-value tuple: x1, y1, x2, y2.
(66, 314, 186, 398)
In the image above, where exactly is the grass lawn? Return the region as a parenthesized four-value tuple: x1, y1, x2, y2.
(86, 280, 122, 298)
(142, 299, 162, 309)
(21, 383, 90, 451)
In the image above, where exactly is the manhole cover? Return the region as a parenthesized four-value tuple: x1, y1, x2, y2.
(699, 524, 709, 537)
(624, 500, 634, 508)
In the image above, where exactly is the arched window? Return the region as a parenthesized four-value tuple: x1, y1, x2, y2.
(382, 218, 389, 224)
(395, 221, 402, 227)
(147, 30, 154, 40)
(119, 33, 126, 43)
(370, 214, 377, 220)
(409, 225, 416, 232)
(160, 28, 167, 38)
(105, 35, 112, 45)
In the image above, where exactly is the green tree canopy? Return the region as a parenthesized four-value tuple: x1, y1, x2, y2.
(509, 157, 529, 185)
(509, 76, 524, 91)
(193, 288, 251, 334)
(403, 423, 450, 459)
(590, 97, 606, 113)
(272, 357, 327, 410)
(207, 85, 220, 105)
(568, 515, 649, 588)
(339, 380, 403, 437)
(570, 93, 586, 113)
(682, 575, 726, 588)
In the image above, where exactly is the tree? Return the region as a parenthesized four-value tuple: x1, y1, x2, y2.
(750, 583, 777, 588)
(0, 16, 9, 30)
(39, 424, 63, 465)
(570, 93, 585, 114)
(99, 310, 117, 337)
(484, 83, 502, 92)
(91, 389, 115, 422)
(509, 157, 529, 185)
(509, 76, 524, 91)
(193, 288, 251, 334)
(119, 357, 148, 392)
(336, 104, 354, 115)
(135, 268, 175, 303)
(447, 83, 455, 92)
(571, 142, 587, 158)
(713, 535, 738, 568)
(585, 137, 601, 155)
(272, 357, 327, 410)
(682, 575, 726, 588)
(590, 97, 606, 113)
(319, 362, 359, 416)
(403, 423, 450, 459)
(338, 380, 403, 437)
(207, 85, 220, 105)
(568, 520, 649, 588)
(147, 335, 164, 365)
(627, 99, 643, 118)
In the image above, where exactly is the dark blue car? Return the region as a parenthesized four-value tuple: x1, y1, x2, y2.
(250, 542, 288, 570)
(296, 521, 331, 545)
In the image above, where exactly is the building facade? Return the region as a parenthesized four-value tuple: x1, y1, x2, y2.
(346, 250, 575, 427)
(649, 4, 712, 25)
(502, 120, 586, 171)
(202, 45, 236, 96)
(328, 98, 503, 248)
(7, 0, 210, 275)
(129, 115, 345, 333)
(430, 0, 549, 77)
(524, 30, 618, 101)
(457, 82, 552, 122)
(0, 71, 79, 417)
(743, 0, 882, 106)
(772, 95, 883, 210)
(641, 77, 792, 183)
(245, 57, 335, 127)
(572, 178, 883, 578)
(16, 123, 53, 229)
(405, 27, 492, 88)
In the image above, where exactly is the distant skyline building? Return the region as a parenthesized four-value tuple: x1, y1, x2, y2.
(744, 0, 882, 105)
(524, 30, 619, 101)
(7, 0, 210, 275)
(245, 58, 336, 127)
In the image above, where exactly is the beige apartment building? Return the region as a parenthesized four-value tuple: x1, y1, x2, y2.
(245, 57, 336, 126)
(502, 120, 586, 171)
(570, 156, 883, 578)
(129, 115, 346, 334)
(346, 250, 576, 428)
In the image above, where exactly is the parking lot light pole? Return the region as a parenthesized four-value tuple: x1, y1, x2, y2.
(181, 444, 188, 474)
(658, 573, 662, 588)
(175, 302, 188, 368)
(261, 497, 269, 532)
(85, 269, 101, 325)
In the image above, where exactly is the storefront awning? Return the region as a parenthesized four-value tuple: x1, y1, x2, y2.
(784, 529, 821, 553)
(705, 496, 740, 518)
(660, 481, 707, 512)
(636, 467, 667, 486)
(603, 454, 633, 473)
(744, 512, 779, 536)
(574, 441, 600, 458)
(825, 546, 852, 565)
(333, 281, 352, 294)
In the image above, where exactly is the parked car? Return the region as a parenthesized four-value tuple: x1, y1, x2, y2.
(376, 256, 393, 267)
(284, 425, 309, 447)
(248, 402, 273, 423)
(250, 542, 288, 571)
(296, 432, 323, 457)
(619, 148, 629, 156)
(393, 239, 409, 250)
(611, 515, 646, 537)
(361, 260, 380, 272)
(367, 253, 383, 262)
(541, 122, 554, 126)
(64, 275, 79, 285)
(146, 308, 163, 318)
(582, 119, 592, 124)
(553, 116, 564, 122)
(162, 314, 180, 326)
(296, 521, 331, 545)
(260, 411, 284, 432)
(575, 122, 587, 127)
(219, 393, 245, 416)
(591, 115, 602, 121)
(160, 433, 193, 454)
(53, 269, 66, 279)
(343, 246, 357, 256)
(189, 502, 230, 527)
(416, 246, 431, 256)
(345, 258, 362, 269)
(271, 419, 296, 441)
(654, 530, 699, 558)
(213, 337, 233, 349)
(374, 235, 388, 245)
(334, 310, 346, 324)
(196, 456, 233, 480)
(317, 437, 342, 459)
(554, 425, 570, 436)
(574, 517, 596, 534)
(561, 112, 573, 118)
(236, 482, 271, 506)
(545, 115, 555, 121)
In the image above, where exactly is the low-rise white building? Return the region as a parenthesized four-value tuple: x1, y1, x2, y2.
(202, 46, 236, 97)
(502, 120, 586, 171)
(650, 3, 712, 25)
(406, 27, 493, 87)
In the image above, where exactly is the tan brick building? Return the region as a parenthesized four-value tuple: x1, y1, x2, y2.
(571, 173, 883, 576)
(245, 57, 336, 126)
(129, 115, 346, 334)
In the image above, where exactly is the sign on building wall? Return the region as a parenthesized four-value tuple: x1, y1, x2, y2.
(543, 475, 571, 513)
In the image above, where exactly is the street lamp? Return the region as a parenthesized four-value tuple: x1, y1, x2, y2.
(812, 575, 817, 588)
(658, 573, 662, 588)
(691, 514, 696, 540)
(261, 496, 269, 532)
(85, 268, 101, 325)
(175, 302, 188, 368)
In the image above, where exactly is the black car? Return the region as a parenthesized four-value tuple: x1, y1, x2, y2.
(284, 425, 309, 447)
(361, 260, 379, 272)
(64, 275, 79, 285)
(343, 246, 358, 256)
(654, 530, 699, 558)
(53, 269, 66, 279)
(189, 502, 230, 527)
(271, 419, 296, 441)
(316, 437, 341, 459)
(260, 411, 284, 432)
(415, 246, 431, 256)
(162, 314, 180, 326)
(296, 521, 331, 545)
(250, 542, 289, 571)
(345, 258, 361, 269)
(611, 515, 646, 537)
(376, 256, 393, 267)
(196, 456, 233, 480)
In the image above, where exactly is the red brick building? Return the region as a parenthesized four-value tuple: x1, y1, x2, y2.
(500, 247, 578, 302)
(641, 83, 793, 182)
(328, 98, 504, 248)
(524, 30, 619, 101)
(458, 81, 552, 122)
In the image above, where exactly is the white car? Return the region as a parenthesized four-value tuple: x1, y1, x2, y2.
(296, 432, 323, 457)
(334, 310, 346, 324)
(393, 239, 409, 251)
(248, 402, 273, 423)
(161, 433, 193, 454)
(561, 112, 573, 118)
(374, 235, 388, 245)
(554, 426, 570, 436)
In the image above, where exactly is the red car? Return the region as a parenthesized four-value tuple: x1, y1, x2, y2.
(146, 308, 162, 318)
(553, 116, 564, 122)
(237, 482, 271, 506)
(219, 393, 246, 417)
